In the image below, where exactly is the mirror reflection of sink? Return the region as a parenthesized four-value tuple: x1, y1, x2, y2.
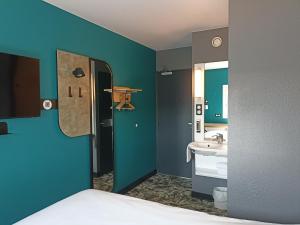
(188, 141, 227, 156)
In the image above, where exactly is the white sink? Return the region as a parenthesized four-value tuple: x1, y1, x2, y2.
(188, 141, 227, 156)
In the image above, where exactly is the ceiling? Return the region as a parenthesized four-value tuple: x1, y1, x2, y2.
(44, 0, 228, 50)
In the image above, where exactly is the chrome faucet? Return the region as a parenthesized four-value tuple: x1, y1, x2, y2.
(212, 133, 224, 144)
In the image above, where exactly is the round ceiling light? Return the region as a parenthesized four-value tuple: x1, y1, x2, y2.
(211, 36, 222, 48)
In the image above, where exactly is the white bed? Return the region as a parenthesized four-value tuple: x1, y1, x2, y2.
(15, 189, 276, 225)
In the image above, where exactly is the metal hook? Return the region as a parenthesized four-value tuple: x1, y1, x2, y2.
(79, 87, 83, 98)
(68, 86, 72, 97)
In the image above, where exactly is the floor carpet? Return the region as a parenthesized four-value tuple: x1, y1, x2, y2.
(93, 172, 227, 216)
(93, 173, 114, 192)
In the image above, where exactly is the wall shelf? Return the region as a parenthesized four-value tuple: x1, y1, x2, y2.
(104, 86, 142, 111)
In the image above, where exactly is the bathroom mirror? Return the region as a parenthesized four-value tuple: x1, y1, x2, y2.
(193, 61, 228, 142)
(204, 61, 228, 125)
(204, 61, 228, 141)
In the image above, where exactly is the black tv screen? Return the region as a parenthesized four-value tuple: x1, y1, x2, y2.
(0, 52, 40, 119)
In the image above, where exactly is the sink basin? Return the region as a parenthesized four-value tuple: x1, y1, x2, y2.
(188, 141, 227, 156)
(193, 141, 223, 149)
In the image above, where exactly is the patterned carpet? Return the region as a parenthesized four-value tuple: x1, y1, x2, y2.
(93, 173, 114, 192)
(93, 173, 227, 217)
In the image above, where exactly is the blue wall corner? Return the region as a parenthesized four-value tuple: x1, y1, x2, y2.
(204, 68, 228, 124)
(0, 1, 156, 224)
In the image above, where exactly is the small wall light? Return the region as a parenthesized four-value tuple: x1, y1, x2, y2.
(194, 68, 204, 98)
(72, 67, 85, 78)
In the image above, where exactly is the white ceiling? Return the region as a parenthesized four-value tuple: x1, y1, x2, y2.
(44, 0, 228, 50)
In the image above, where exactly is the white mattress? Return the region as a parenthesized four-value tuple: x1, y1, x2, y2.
(15, 189, 276, 225)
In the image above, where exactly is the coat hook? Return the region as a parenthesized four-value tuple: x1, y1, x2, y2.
(79, 87, 83, 98)
(68, 86, 73, 97)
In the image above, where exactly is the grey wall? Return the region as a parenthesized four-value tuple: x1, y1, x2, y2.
(157, 28, 229, 71)
(228, 0, 300, 223)
(156, 47, 192, 71)
(192, 27, 228, 64)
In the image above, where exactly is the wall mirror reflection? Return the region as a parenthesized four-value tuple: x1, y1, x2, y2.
(203, 61, 228, 143)
(193, 61, 228, 142)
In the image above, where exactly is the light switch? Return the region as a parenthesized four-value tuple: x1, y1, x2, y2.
(196, 104, 202, 115)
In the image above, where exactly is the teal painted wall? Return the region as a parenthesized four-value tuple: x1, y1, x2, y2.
(0, 1, 156, 224)
(204, 68, 228, 124)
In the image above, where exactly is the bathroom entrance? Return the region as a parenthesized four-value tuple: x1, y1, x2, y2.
(191, 61, 228, 197)
(90, 59, 114, 192)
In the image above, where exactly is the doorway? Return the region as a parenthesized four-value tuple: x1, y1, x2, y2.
(90, 59, 114, 192)
(191, 61, 228, 196)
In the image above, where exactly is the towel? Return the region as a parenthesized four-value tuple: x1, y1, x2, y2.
(186, 143, 192, 163)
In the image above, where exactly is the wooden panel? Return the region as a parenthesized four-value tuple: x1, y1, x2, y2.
(57, 50, 91, 137)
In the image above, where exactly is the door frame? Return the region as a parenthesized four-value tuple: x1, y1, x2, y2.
(89, 58, 115, 189)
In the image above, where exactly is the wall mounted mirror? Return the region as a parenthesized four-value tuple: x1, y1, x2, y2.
(193, 61, 228, 141)
(204, 61, 228, 125)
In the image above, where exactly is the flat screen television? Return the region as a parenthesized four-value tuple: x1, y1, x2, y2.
(0, 52, 40, 119)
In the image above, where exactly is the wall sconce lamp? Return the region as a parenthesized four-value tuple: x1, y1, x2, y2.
(72, 67, 85, 78)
